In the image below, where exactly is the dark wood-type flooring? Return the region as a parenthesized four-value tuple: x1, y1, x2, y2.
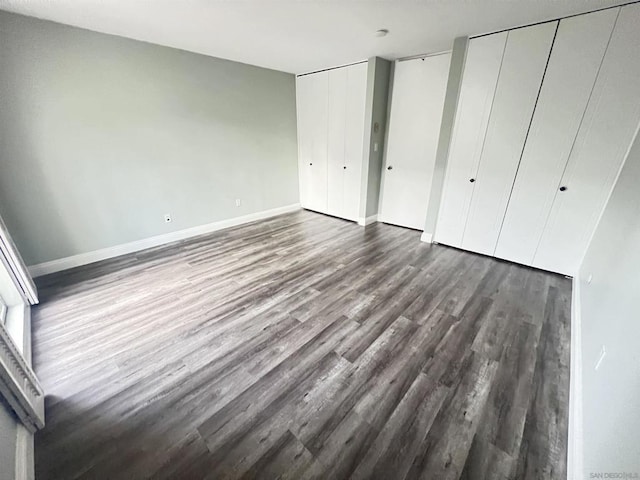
(32, 210, 571, 479)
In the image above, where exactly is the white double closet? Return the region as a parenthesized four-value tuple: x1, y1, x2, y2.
(296, 62, 368, 221)
(435, 4, 640, 275)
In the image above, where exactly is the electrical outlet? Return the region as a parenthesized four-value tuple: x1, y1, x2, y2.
(164, 213, 172, 223)
(595, 345, 606, 371)
(235, 199, 241, 207)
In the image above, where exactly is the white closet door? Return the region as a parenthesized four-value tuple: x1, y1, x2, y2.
(296, 64, 366, 221)
(533, 4, 640, 275)
(343, 62, 368, 221)
(460, 21, 557, 256)
(296, 74, 313, 209)
(380, 54, 451, 230)
(327, 67, 348, 218)
(297, 71, 329, 213)
(495, 9, 618, 267)
(435, 33, 507, 246)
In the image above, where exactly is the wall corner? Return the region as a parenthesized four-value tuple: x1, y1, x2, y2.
(359, 57, 392, 220)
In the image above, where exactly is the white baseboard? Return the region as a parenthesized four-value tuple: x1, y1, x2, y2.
(357, 214, 378, 226)
(567, 277, 583, 480)
(28, 204, 301, 277)
(420, 232, 433, 243)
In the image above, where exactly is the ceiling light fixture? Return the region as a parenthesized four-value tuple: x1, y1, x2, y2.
(375, 29, 389, 37)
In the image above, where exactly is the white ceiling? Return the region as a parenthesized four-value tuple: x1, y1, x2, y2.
(0, 0, 630, 74)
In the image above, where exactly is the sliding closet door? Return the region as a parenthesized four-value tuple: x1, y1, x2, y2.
(533, 4, 640, 275)
(343, 62, 368, 221)
(495, 9, 618, 267)
(327, 67, 348, 218)
(380, 54, 451, 230)
(460, 22, 557, 255)
(435, 33, 507, 246)
(296, 71, 329, 213)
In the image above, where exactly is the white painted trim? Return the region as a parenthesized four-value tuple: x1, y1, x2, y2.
(0, 318, 44, 432)
(28, 204, 301, 277)
(567, 277, 583, 480)
(0, 215, 38, 305)
(420, 232, 433, 243)
(14, 424, 34, 480)
(357, 214, 378, 226)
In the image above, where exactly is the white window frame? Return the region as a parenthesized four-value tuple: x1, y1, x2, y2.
(0, 215, 37, 305)
(0, 295, 7, 324)
(0, 216, 44, 432)
(0, 318, 44, 431)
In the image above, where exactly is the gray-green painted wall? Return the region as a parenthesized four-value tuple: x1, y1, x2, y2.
(361, 57, 391, 218)
(424, 37, 468, 237)
(0, 11, 299, 266)
(578, 130, 640, 474)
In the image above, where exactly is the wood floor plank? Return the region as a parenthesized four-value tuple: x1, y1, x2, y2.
(31, 210, 572, 479)
(350, 373, 449, 480)
(460, 435, 516, 480)
(240, 430, 315, 480)
(515, 284, 571, 480)
(407, 352, 499, 480)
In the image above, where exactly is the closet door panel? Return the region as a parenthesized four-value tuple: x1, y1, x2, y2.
(435, 32, 507, 247)
(327, 67, 348, 218)
(343, 62, 368, 221)
(495, 9, 618, 266)
(307, 71, 329, 213)
(295, 75, 314, 209)
(380, 54, 451, 230)
(461, 21, 557, 256)
(533, 4, 640, 275)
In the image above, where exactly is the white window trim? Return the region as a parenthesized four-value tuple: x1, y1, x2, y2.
(0, 318, 44, 432)
(0, 215, 37, 305)
(0, 295, 7, 324)
(0, 215, 44, 432)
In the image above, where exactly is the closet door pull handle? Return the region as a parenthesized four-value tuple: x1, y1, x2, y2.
(387, 166, 393, 170)
(469, 178, 475, 183)
(559, 186, 567, 192)
(343, 166, 347, 170)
